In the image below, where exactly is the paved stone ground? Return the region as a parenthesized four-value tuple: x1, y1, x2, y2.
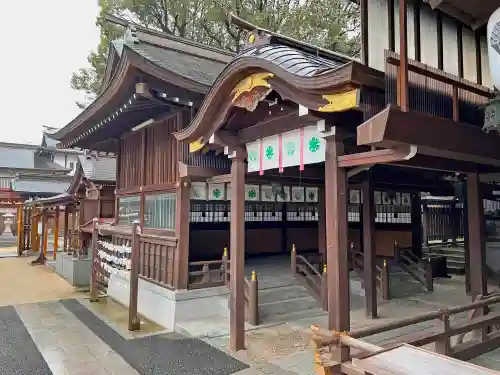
(177, 256, 500, 375)
(3, 300, 254, 375)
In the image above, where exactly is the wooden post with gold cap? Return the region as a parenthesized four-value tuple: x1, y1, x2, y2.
(248, 270, 259, 326)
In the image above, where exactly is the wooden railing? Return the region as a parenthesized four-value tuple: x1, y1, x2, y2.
(348, 244, 390, 301)
(188, 259, 226, 289)
(311, 292, 500, 374)
(96, 224, 178, 289)
(138, 233, 177, 288)
(188, 249, 259, 326)
(291, 245, 328, 310)
(394, 242, 433, 292)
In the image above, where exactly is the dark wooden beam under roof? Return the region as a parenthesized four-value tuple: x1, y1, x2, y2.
(426, 0, 500, 29)
(356, 105, 500, 170)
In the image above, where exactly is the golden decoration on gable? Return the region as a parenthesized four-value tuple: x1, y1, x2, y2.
(317, 89, 359, 112)
(231, 73, 274, 112)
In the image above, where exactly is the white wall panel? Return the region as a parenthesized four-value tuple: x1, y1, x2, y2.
(394, 0, 416, 60)
(420, 5, 438, 68)
(462, 27, 477, 82)
(442, 16, 459, 75)
(481, 36, 493, 88)
(367, 0, 389, 70)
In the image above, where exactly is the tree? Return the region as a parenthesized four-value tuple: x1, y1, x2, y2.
(71, 0, 360, 107)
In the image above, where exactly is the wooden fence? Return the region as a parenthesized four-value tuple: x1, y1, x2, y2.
(311, 292, 500, 374)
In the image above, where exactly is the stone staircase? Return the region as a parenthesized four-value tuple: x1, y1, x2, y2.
(427, 245, 466, 274)
(245, 256, 325, 324)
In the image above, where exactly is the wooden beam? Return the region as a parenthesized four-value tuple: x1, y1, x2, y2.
(238, 111, 319, 143)
(178, 162, 230, 179)
(357, 106, 500, 167)
(339, 147, 417, 168)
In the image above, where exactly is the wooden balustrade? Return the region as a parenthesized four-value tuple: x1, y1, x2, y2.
(188, 260, 226, 289)
(291, 245, 328, 310)
(311, 292, 500, 374)
(94, 223, 178, 289)
(349, 243, 391, 301)
(394, 242, 433, 292)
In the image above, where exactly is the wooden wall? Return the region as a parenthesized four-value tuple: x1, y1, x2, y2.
(367, 0, 492, 87)
(189, 225, 412, 261)
(118, 114, 180, 190)
(118, 132, 142, 190)
(144, 116, 178, 185)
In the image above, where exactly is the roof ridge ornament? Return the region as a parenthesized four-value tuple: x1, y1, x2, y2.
(124, 25, 139, 44)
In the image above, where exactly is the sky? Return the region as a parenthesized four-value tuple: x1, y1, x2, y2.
(0, 1, 100, 145)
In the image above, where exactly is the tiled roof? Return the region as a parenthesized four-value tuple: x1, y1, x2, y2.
(34, 155, 68, 170)
(42, 132, 59, 148)
(127, 41, 225, 86)
(78, 155, 116, 182)
(0, 146, 37, 169)
(12, 178, 71, 194)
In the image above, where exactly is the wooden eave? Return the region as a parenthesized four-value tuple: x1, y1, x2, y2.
(357, 105, 500, 172)
(174, 58, 383, 143)
(52, 46, 213, 145)
(427, 0, 500, 29)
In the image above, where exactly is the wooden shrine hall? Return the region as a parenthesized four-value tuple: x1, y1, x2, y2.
(173, 1, 500, 366)
(21, 154, 116, 267)
(40, 3, 500, 371)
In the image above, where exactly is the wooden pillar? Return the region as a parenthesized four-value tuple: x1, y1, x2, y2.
(43, 213, 49, 257)
(318, 187, 326, 256)
(174, 179, 190, 290)
(422, 202, 430, 248)
(53, 206, 60, 260)
(466, 172, 487, 299)
(398, 0, 409, 112)
(17, 204, 23, 255)
(129, 220, 141, 331)
(463, 181, 471, 294)
(63, 206, 69, 252)
(361, 176, 377, 318)
(411, 193, 422, 258)
(70, 207, 77, 252)
(90, 218, 99, 302)
(30, 209, 47, 265)
(324, 133, 350, 341)
(115, 139, 121, 224)
(229, 150, 246, 352)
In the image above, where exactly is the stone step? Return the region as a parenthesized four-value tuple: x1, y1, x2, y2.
(259, 296, 321, 322)
(261, 307, 326, 324)
(440, 252, 465, 260)
(258, 285, 312, 304)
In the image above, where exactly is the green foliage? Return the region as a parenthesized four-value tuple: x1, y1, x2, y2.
(71, 0, 360, 107)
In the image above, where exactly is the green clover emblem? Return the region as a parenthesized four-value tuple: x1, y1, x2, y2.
(248, 189, 257, 199)
(213, 189, 221, 199)
(265, 146, 274, 160)
(309, 137, 320, 153)
(285, 142, 295, 156)
(248, 151, 257, 162)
